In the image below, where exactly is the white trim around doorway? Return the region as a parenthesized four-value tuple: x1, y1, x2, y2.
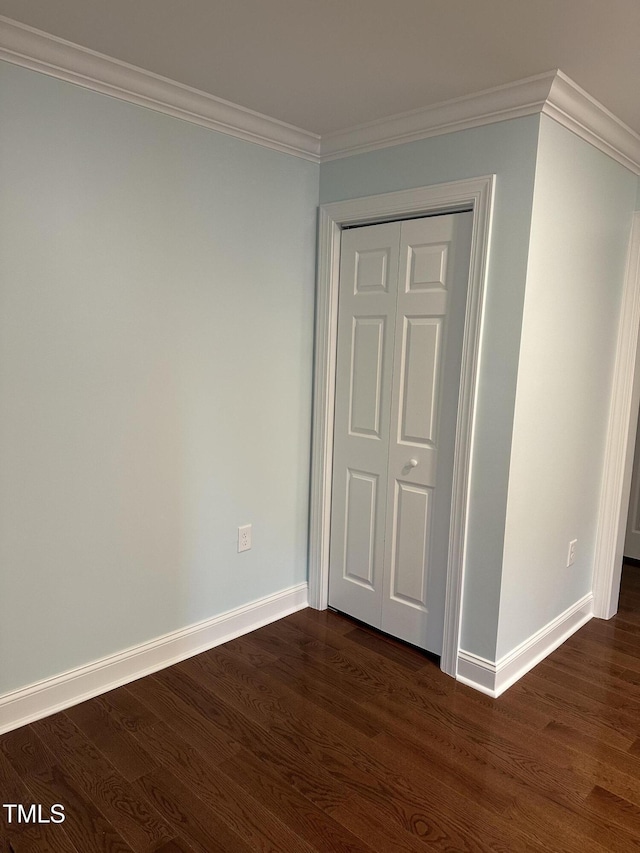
(593, 211, 640, 619)
(308, 176, 495, 678)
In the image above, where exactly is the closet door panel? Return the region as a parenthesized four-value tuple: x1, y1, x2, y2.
(328, 222, 400, 626)
(382, 213, 473, 653)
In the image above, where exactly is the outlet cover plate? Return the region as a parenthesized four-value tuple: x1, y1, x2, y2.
(238, 524, 252, 553)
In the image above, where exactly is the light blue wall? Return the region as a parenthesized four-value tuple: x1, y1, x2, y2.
(3, 56, 631, 693)
(0, 61, 319, 694)
(497, 116, 637, 658)
(320, 117, 540, 659)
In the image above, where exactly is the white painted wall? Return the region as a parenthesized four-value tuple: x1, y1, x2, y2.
(497, 116, 637, 658)
(0, 61, 319, 695)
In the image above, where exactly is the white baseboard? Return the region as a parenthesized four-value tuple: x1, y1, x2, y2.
(457, 592, 593, 698)
(0, 582, 308, 735)
(456, 650, 498, 696)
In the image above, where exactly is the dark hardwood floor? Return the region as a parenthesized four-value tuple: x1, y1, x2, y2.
(2, 566, 640, 852)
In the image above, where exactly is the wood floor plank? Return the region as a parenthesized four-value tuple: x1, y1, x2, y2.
(517, 669, 640, 741)
(30, 713, 173, 852)
(93, 688, 162, 733)
(181, 640, 539, 851)
(19, 763, 134, 853)
(261, 650, 517, 816)
(257, 655, 383, 737)
(342, 624, 431, 671)
(0, 749, 79, 853)
(292, 606, 356, 635)
(287, 608, 456, 698)
(66, 697, 158, 782)
(252, 624, 413, 703)
(504, 792, 629, 853)
(124, 674, 241, 763)
(0, 823, 79, 853)
(628, 737, 640, 757)
(152, 839, 197, 853)
(131, 720, 319, 853)
(545, 644, 640, 702)
(0, 725, 56, 777)
(364, 666, 592, 789)
(218, 746, 375, 853)
(499, 680, 637, 752)
(569, 628, 640, 670)
(542, 722, 640, 807)
(585, 785, 640, 838)
(151, 662, 351, 814)
(586, 614, 640, 640)
(125, 663, 365, 851)
(134, 767, 254, 853)
(167, 656, 506, 851)
(534, 657, 640, 717)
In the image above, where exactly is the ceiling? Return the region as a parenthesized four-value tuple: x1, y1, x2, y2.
(0, 0, 639, 137)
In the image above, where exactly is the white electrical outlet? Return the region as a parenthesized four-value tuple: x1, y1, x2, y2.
(238, 524, 252, 553)
(567, 538, 577, 567)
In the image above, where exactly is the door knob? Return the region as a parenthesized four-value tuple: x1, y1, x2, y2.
(408, 458, 418, 468)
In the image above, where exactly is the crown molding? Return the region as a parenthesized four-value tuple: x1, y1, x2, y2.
(543, 70, 640, 176)
(1, 15, 639, 176)
(0, 15, 321, 162)
(319, 71, 640, 175)
(319, 71, 556, 162)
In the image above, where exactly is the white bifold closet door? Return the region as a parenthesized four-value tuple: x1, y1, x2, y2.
(328, 211, 473, 655)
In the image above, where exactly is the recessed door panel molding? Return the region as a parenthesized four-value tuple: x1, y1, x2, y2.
(349, 316, 385, 438)
(390, 481, 431, 610)
(343, 469, 378, 588)
(408, 243, 449, 291)
(355, 248, 391, 293)
(398, 316, 443, 447)
(330, 209, 474, 655)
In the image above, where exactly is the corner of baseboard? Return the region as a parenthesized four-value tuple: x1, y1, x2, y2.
(456, 592, 593, 698)
(456, 651, 498, 697)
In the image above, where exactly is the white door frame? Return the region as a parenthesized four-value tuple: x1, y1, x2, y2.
(593, 211, 640, 618)
(308, 176, 495, 678)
